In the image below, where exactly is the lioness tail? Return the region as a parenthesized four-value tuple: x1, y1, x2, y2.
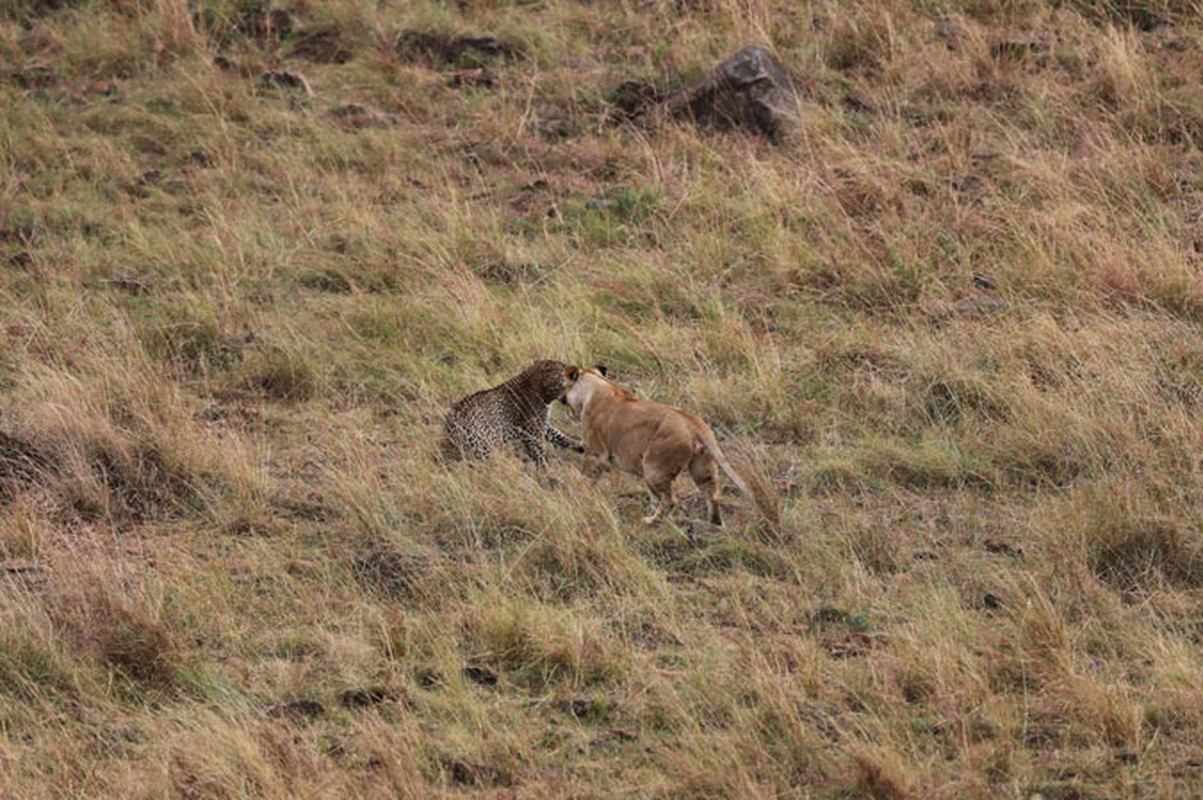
(697, 433, 780, 529)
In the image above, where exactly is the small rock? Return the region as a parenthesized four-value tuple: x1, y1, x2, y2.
(972, 272, 997, 290)
(462, 664, 499, 686)
(662, 45, 802, 141)
(980, 593, 1004, 611)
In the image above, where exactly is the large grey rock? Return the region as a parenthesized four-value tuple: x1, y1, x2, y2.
(663, 45, 801, 140)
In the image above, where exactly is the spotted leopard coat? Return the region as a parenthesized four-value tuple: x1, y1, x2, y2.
(442, 359, 583, 468)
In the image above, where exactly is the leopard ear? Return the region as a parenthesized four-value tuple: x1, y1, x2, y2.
(565, 365, 580, 382)
(594, 364, 608, 377)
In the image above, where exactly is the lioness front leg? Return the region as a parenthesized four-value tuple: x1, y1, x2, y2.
(581, 453, 606, 483)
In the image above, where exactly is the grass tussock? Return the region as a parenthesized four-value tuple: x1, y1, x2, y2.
(45, 554, 180, 688)
(2, 352, 261, 521)
(3, 0, 1203, 796)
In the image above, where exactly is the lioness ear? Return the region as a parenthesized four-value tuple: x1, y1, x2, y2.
(565, 366, 579, 381)
(595, 364, 608, 377)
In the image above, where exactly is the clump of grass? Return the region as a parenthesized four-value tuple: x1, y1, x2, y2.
(848, 744, 917, 800)
(1041, 481, 1203, 596)
(238, 342, 321, 402)
(5, 354, 260, 520)
(461, 595, 627, 691)
(0, 592, 74, 702)
(0, 501, 43, 560)
(44, 554, 180, 689)
(136, 298, 246, 375)
(5, 0, 1203, 795)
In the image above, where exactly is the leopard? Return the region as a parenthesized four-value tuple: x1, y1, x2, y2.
(441, 359, 598, 469)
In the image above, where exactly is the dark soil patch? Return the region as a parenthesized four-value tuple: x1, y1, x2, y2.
(439, 756, 507, 787)
(462, 664, 499, 687)
(352, 547, 434, 600)
(339, 687, 398, 709)
(0, 432, 49, 492)
(263, 699, 325, 722)
(604, 80, 661, 121)
(395, 31, 517, 67)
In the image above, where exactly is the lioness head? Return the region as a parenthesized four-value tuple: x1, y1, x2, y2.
(560, 363, 607, 419)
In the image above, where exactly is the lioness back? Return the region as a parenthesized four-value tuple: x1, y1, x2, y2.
(562, 365, 768, 526)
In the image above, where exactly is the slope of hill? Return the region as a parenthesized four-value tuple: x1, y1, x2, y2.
(2, 0, 1202, 796)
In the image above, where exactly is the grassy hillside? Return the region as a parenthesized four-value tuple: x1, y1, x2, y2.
(2, 0, 1203, 796)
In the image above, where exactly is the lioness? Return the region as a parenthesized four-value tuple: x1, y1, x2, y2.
(560, 365, 757, 526)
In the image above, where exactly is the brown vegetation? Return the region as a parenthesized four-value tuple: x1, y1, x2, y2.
(2, 0, 1202, 796)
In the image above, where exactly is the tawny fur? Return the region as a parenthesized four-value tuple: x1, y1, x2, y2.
(561, 366, 759, 526)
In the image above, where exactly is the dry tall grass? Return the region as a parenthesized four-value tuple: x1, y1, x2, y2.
(2, 0, 1203, 796)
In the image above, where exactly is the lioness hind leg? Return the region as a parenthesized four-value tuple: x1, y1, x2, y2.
(642, 474, 676, 525)
(689, 454, 722, 526)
